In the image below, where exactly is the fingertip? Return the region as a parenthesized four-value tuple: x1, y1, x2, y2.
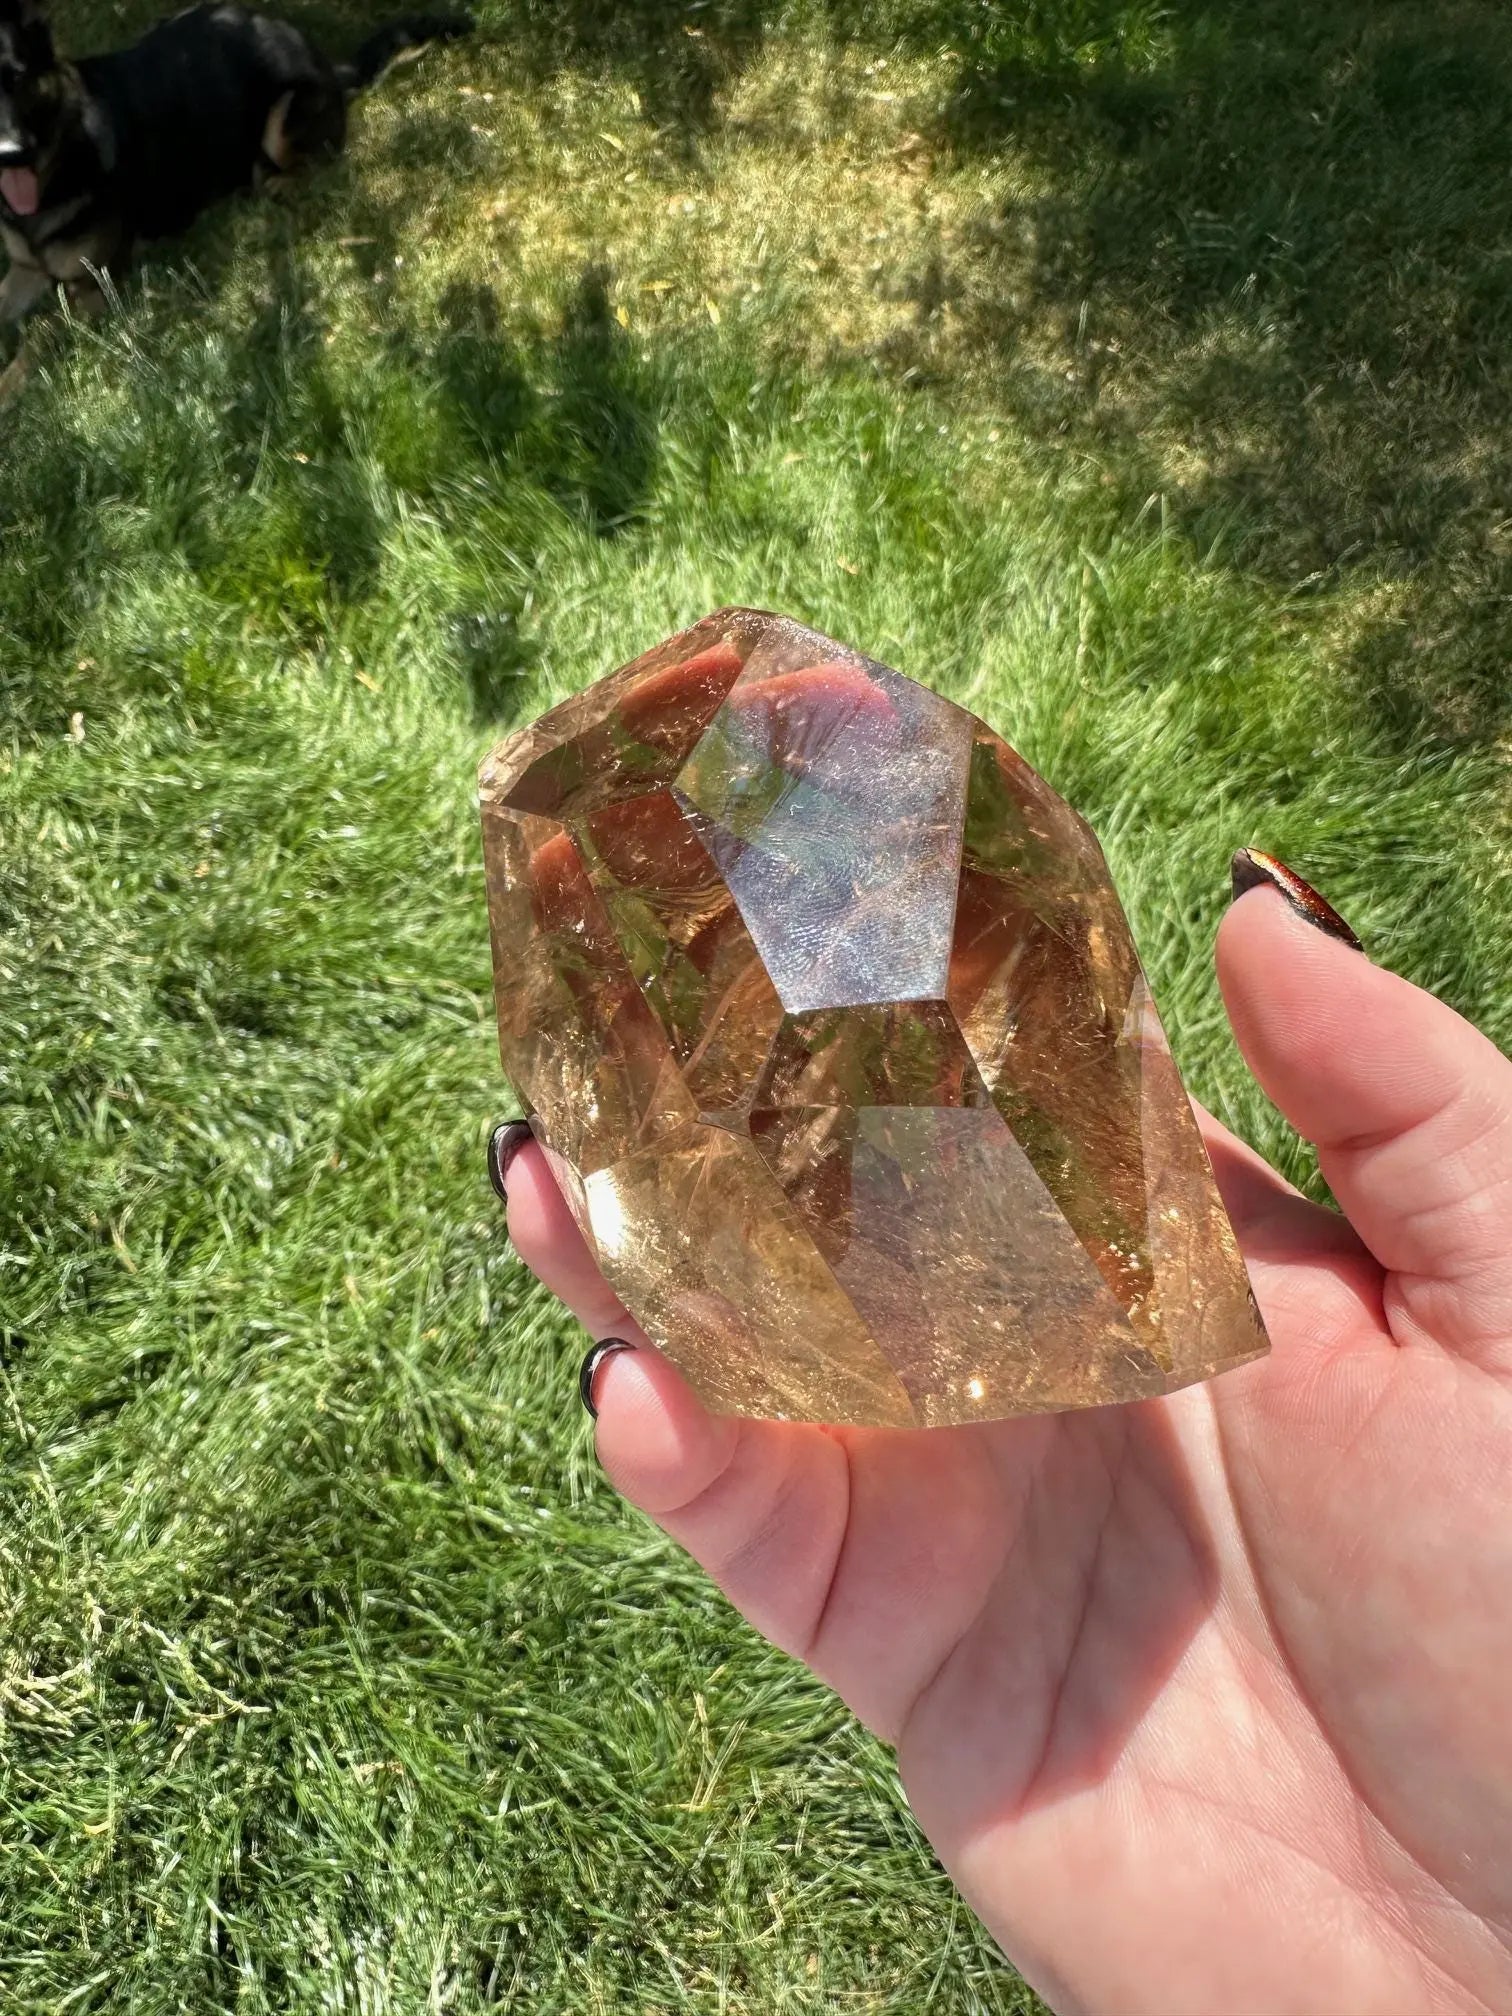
(1215, 883, 1475, 1146)
(1215, 884, 1379, 1110)
(1217, 876, 1352, 988)
(495, 1138, 565, 1267)
(591, 1344, 739, 1521)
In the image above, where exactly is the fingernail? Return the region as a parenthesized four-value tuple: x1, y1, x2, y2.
(1230, 849, 1363, 952)
(487, 1118, 534, 1203)
(579, 1338, 635, 1419)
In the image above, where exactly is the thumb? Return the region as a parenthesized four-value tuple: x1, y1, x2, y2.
(1217, 854, 1512, 1371)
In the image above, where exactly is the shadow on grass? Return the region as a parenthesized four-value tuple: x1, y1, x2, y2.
(857, 0, 1512, 744)
(382, 0, 1512, 744)
(429, 262, 659, 538)
(20, 0, 1512, 750)
(429, 263, 662, 717)
(0, 263, 660, 736)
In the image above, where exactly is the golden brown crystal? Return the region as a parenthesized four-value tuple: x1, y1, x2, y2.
(480, 610, 1269, 1426)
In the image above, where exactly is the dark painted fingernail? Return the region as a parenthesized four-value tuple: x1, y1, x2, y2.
(1230, 849, 1362, 952)
(579, 1338, 635, 1419)
(487, 1118, 534, 1203)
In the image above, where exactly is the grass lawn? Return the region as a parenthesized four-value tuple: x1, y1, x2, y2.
(3, 0, 1511, 2006)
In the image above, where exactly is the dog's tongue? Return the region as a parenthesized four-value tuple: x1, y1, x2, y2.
(1, 167, 40, 217)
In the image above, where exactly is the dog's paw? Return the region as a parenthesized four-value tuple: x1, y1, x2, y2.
(0, 263, 53, 323)
(64, 275, 109, 319)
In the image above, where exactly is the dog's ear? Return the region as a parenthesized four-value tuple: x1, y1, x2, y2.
(0, 0, 54, 67)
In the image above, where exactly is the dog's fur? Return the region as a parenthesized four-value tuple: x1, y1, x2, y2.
(0, 0, 469, 318)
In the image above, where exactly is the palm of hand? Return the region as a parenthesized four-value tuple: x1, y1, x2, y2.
(890, 1243, 1512, 2016)
(506, 892, 1512, 2016)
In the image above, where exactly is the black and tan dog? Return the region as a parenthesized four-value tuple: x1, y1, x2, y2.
(0, 0, 469, 319)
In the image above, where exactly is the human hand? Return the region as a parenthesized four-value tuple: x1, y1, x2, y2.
(496, 861, 1512, 2016)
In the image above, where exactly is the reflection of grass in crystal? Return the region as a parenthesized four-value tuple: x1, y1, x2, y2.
(3, 0, 1511, 2007)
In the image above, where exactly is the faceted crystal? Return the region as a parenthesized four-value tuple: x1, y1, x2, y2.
(480, 610, 1269, 1426)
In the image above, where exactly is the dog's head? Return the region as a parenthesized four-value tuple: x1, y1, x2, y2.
(0, 0, 62, 218)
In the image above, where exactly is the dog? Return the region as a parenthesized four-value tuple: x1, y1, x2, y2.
(0, 0, 470, 319)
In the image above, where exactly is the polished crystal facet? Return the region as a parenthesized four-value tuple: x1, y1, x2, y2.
(480, 610, 1269, 1427)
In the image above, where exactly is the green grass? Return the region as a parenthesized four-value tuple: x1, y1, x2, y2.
(3, 0, 1511, 2006)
